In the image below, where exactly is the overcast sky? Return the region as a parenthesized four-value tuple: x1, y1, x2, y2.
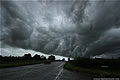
(0, 0, 120, 58)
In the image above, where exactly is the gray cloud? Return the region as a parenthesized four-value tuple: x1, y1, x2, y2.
(1, 0, 120, 58)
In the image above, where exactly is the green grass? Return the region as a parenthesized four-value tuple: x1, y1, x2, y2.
(64, 61, 120, 77)
(0, 60, 43, 68)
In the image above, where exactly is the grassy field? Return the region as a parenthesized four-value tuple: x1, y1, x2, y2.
(64, 59, 120, 77)
(0, 60, 43, 68)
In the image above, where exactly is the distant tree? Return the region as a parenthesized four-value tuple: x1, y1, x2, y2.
(24, 53, 32, 60)
(62, 58, 65, 61)
(48, 55, 55, 61)
(68, 58, 70, 61)
(0, 55, 2, 60)
(41, 55, 46, 60)
(0, 55, 2, 58)
(33, 54, 41, 60)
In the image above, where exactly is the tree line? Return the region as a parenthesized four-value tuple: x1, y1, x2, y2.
(0, 53, 56, 61)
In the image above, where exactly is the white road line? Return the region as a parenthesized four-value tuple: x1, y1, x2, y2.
(54, 68, 63, 80)
(57, 63, 65, 68)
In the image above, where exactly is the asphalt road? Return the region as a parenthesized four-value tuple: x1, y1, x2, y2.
(0, 62, 94, 80)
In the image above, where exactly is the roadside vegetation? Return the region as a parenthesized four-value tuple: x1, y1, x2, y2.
(0, 60, 43, 68)
(0, 54, 56, 68)
(64, 58, 120, 77)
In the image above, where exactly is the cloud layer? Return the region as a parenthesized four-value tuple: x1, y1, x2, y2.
(1, 0, 120, 58)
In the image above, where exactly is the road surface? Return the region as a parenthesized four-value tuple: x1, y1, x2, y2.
(0, 62, 94, 80)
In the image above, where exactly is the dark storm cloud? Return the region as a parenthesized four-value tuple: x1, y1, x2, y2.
(76, 0, 120, 57)
(1, 0, 120, 58)
(0, 1, 33, 42)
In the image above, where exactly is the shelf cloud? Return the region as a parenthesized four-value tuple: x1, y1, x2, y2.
(1, 0, 120, 58)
